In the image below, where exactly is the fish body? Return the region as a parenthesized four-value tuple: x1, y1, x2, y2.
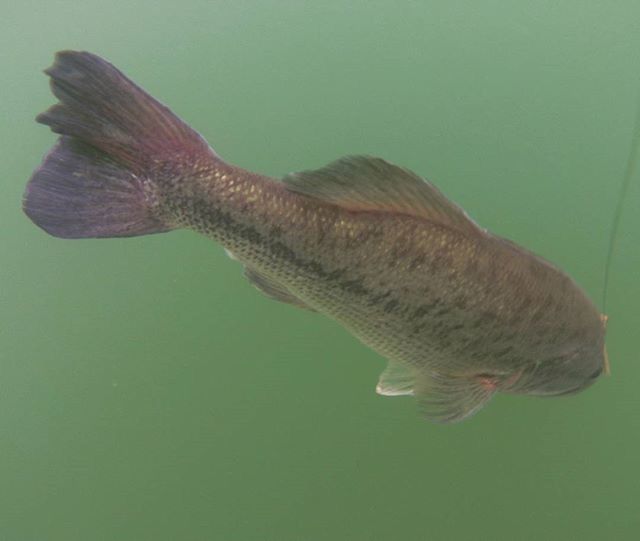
(23, 51, 607, 422)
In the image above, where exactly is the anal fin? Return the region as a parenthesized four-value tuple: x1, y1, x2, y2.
(244, 267, 314, 311)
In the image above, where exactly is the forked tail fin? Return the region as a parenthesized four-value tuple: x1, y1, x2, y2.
(23, 50, 217, 238)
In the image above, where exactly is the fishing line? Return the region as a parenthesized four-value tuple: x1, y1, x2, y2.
(601, 89, 640, 315)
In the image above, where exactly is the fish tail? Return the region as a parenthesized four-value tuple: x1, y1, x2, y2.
(23, 50, 216, 238)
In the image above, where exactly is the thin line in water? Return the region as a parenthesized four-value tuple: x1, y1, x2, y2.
(602, 89, 640, 315)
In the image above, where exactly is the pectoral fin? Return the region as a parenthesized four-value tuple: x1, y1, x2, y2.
(414, 372, 497, 423)
(377, 362, 496, 422)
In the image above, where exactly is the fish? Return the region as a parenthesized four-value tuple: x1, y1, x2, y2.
(22, 51, 609, 423)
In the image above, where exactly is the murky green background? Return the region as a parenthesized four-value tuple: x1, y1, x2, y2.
(2, 1, 640, 539)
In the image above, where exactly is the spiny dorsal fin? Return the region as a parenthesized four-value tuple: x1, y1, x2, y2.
(283, 155, 483, 236)
(244, 267, 315, 311)
(376, 360, 416, 397)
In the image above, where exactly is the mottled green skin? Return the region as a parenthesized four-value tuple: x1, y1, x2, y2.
(159, 158, 606, 399)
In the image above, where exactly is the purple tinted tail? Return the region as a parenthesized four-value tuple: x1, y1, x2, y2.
(23, 136, 171, 238)
(23, 50, 216, 238)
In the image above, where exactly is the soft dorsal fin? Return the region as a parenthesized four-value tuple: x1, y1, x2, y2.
(283, 155, 483, 236)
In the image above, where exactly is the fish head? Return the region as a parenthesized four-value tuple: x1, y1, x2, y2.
(515, 313, 609, 397)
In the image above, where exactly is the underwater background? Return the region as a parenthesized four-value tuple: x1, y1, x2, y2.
(2, 1, 640, 539)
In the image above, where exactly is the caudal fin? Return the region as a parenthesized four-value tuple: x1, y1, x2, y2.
(23, 50, 216, 238)
(23, 136, 172, 238)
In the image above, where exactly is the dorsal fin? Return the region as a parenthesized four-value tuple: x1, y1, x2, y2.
(283, 155, 483, 236)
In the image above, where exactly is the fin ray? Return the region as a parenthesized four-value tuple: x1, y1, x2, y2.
(283, 155, 483, 235)
(24, 50, 219, 239)
(376, 360, 416, 396)
(23, 137, 171, 238)
(36, 50, 215, 170)
(414, 371, 496, 423)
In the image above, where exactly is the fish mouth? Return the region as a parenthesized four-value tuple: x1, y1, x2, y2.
(522, 385, 583, 397)
(528, 368, 602, 397)
(545, 386, 584, 397)
(509, 363, 603, 397)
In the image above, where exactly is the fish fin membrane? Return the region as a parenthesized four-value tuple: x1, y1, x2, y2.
(283, 155, 483, 236)
(23, 137, 172, 238)
(414, 372, 496, 423)
(244, 267, 315, 311)
(35, 50, 215, 169)
(376, 360, 416, 396)
(24, 50, 217, 238)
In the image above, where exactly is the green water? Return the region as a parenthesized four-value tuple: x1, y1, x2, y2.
(2, 2, 640, 539)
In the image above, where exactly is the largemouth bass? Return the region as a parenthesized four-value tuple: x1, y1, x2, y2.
(23, 51, 608, 422)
